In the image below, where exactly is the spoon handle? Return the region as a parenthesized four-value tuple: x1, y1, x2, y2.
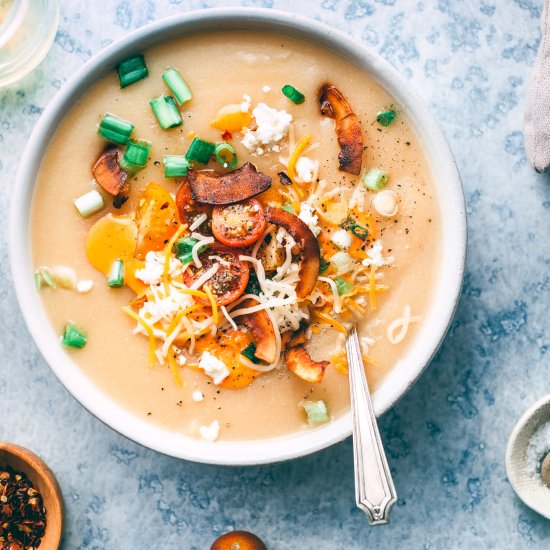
(346, 325, 397, 525)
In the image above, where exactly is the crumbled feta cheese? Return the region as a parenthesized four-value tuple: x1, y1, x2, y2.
(76, 279, 93, 293)
(298, 203, 321, 237)
(372, 189, 398, 217)
(272, 144, 280, 153)
(198, 351, 230, 385)
(262, 85, 271, 93)
(135, 251, 181, 285)
(331, 229, 352, 250)
(199, 420, 220, 442)
(177, 355, 187, 366)
(240, 94, 252, 113)
(362, 240, 395, 267)
(295, 157, 318, 183)
(241, 103, 292, 154)
(192, 391, 204, 402)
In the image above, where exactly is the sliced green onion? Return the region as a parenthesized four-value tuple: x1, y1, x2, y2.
(163, 155, 192, 177)
(350, 223, 369, 240)
(119, 139, 151, 175)
(162, 68, 192, 105)
(185, 137, 215, 165)
(214, 142, 238, 169)
(107, 259, 125, 288)
(149, 95, 182, 129)
(245, 271, 261, 296)
(335, 276, 353, 296)
(331, 251, 355, 275)
(362, 168, 388, 191)
(74, 190, 105, 218)
(117, 54, 148, 88)
(34, 267, 56, 290)
(282, 202, 294, 213)
(282, 84, 306, 104)
(98, 114, 134, 144)
(174, 236, 209, 264)
(376, 110, 396, 127)
(61, 322, 88, 349)
(51, 266, 77, 289)
(319, 258, 331, 274)
(303, 400, 329, 424)
(241, 342, 261, 364)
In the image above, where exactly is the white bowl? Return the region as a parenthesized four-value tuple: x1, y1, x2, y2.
(9, 8, 466, 465)
(505, 395, 550, 519)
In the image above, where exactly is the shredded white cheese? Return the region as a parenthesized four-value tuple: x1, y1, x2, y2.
(135, 251, 181, 285)
(298, 203, 321, 237)
(191, 235, 215, 268)
(362, 240, 395, 267)
(189, 213, 208, 231)
(387, 305, 421, 345)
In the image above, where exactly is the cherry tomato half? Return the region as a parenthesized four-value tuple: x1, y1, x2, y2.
(183, 245, 249, 306)
(134, 183, 180, 260)
(210, 531, 267, 550)
(212, 198, 266, 248)
(175, 180, 212, 234)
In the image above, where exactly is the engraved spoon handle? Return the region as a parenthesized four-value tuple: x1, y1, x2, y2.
(345, 325, 397, 525)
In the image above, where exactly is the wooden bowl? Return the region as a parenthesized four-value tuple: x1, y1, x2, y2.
(0, 442, 63, 549)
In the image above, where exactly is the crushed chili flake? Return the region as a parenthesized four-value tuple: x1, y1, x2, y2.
(0, 465, 46, 549)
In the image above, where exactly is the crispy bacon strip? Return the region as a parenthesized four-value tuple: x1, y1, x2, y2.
(319, 84, 363, 175)
(285, 346, 329, 383)
(264, 207, 320, 299)
(239, 299, 277, 364)
(92, 147, 127, 195)
(187, 162, 271, 205)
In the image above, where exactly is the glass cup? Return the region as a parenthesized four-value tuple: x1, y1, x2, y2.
(0, 0, 59, 88)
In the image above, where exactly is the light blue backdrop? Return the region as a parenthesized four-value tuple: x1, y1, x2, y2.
(1, 1, 549, 548)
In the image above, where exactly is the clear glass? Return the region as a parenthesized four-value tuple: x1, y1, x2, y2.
(0, 0, 59, 88)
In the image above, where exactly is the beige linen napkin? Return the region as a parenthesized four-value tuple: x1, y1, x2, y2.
(525, 2, 550, 172)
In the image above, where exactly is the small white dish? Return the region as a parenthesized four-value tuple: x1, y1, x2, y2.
(10, 8, 466, 465)
(505, 394, 550, 519)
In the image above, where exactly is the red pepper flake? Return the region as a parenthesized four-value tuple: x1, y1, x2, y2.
(0, 465, 46, 549)
(221, 130, 232, 141)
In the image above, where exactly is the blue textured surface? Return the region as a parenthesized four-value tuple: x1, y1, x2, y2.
(1, 1, 550, 548)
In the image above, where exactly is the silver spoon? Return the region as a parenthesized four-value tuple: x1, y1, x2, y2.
(345, 325, 397, 524)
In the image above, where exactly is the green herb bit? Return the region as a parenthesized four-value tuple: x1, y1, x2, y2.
(282, 202, 294, 213)
(38, 267, 57, 288)
(350, 223, 369, 240)
(117, 54, 148, 88)
(98, 114, 134, 144)
(175, 236, 209, 264)
(362, 168, 388, 191)
(245, 271, 262, 295)
(149, 95, 182, 130)
(241, 342, 261, 364)
(376, 109, 396, 127)
(185, 137, 216, 165)
(319, 258, 331, 274)
(214, 142, 238, 169)
(107, 259, 125, 288)
(335, 276, 353, 296)
(61, 323, 88, 349)
(74, 190, 105, 218)
(339, 216, 356, 231)
(163, 155, 192, 178)
(303, 400, 329, 425)
(162, 68, 192, 105)
(282, 84, 306, 104)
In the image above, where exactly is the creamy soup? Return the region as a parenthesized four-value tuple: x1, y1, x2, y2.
(31, 31, 441, 441)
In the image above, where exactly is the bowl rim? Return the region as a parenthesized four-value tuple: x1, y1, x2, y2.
(9, 7, 467, 466)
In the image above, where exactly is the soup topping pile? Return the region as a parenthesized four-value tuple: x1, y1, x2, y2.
(34, 54, 421, 439)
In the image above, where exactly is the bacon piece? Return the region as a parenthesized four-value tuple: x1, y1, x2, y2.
(264, 207, 320, 299)
(187, 162, 271, 205)
(92, 147, 127, 196)
(239, 299, 277, 364)
(319, 84, 363, 175)
(285, 345, 329, 383)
